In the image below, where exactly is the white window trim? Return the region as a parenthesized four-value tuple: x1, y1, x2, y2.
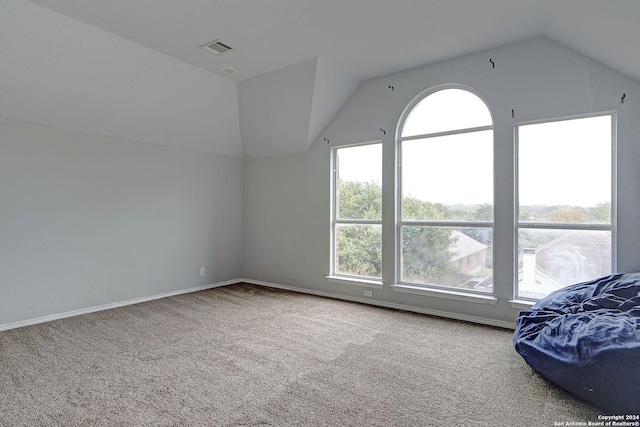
(509, 299, 536, 310)
(391, 283, 498, 305)
(401, 124, 494, 142)
(513, 111, 617, 301)
(326, 275, 384, 289)
(330, 140, 383, 283)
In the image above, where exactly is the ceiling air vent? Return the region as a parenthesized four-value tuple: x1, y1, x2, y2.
(200, 39, 232, 55)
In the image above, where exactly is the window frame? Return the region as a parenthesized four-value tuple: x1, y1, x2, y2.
(329, 140, 383, 283)
(514, 112, 617, 301)
(395, 86, 495, 295)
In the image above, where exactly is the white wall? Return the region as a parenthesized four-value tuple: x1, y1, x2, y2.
(243, 38, 640, 326)
(0, 118, 243, 326)
(0, 0, 245, 328)
(4, 22, 640, 330)
(238, 59, 317, 159)
(238, 57, 360, 159)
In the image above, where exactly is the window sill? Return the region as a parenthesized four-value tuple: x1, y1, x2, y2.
(326, 276, 384, 289)
(509, 299, 536, 310)
(391, 284, 498, 305)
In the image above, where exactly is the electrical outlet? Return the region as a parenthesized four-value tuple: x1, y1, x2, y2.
(364, 290, 373, 297)
(200, 267, 206, 277)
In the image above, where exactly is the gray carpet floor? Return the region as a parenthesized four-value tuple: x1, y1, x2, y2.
(1, 283, 601, 426)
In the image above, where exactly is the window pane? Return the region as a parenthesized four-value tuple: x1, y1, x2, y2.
(402, 130, 493, 221)
(517, 228, 611, 299)
(335, 224, 382, 279)
(336, 144, 382, 220)
(401, 226, 493, 292)
(402, 89, 492, 137)
(518, 116, 611, 223)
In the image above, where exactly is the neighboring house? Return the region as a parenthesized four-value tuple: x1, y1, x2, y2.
(449, 230, 488, 279)
(518, 230, 611, 299)
(536, 230, 611, 285)
(517, 250, 563, 300)
(454, 230, 611, 297)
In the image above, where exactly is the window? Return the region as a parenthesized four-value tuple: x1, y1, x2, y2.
(329, 85, 617, 305)
(398, 88, 494, 293)
(331, 143, 382, 280)
(516, 114, 615, 300)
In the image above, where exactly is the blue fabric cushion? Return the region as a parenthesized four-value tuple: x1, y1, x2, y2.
(514, 273, 640, 414)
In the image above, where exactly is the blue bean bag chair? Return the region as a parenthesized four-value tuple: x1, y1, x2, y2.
(514, 273, 640, 414)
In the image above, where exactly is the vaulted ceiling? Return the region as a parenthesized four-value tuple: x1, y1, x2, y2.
(22, 0, 640, 83)
(4, 1, 640, 158)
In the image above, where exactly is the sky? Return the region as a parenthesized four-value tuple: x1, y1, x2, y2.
(518, 115, 611, 207)
(401, 130, 492, 205)
(337, 91, 612, 208)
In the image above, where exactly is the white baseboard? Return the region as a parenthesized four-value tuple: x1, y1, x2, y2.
(242, 278, 516, 330)
(1, 278, 515, 332)
(0, 279, 239, 332)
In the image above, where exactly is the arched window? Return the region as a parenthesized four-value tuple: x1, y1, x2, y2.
(397, 87, 494, 292)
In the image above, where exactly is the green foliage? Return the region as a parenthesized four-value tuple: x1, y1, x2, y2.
(520, 202, 610, 224)
(401, 194, 457, 282)
(336, 180, 382, 277)
(336, 180, 455, 282)
(471, 203, 493, 222)
(518, 203, 610, 253)
(337, 180, 381, 220)
(336, 224, 382, 277)
(549, 207, 586, 223)
(402, 197, 448, 220)
(587, 202, 610, 223)
(336, 179, 609, 284)
(447, 203, 493, 222)
(401, 225, 456, 283)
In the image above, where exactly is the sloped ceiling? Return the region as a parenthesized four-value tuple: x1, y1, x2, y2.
(1, 0, 242, 157)
(6, 0, 640, 158)
(22, 0, 546, 82)
(20, 0, 640, 84)
(541, 0, 640, 85)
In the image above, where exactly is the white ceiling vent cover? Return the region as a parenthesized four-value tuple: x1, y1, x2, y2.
(200, 39, 232, 55)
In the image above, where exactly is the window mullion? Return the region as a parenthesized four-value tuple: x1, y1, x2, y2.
(518, 222, 612, 231)
(401, 124, 494, 142)
(336, 218, 382, 225)
(401, 220, 493, 228)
